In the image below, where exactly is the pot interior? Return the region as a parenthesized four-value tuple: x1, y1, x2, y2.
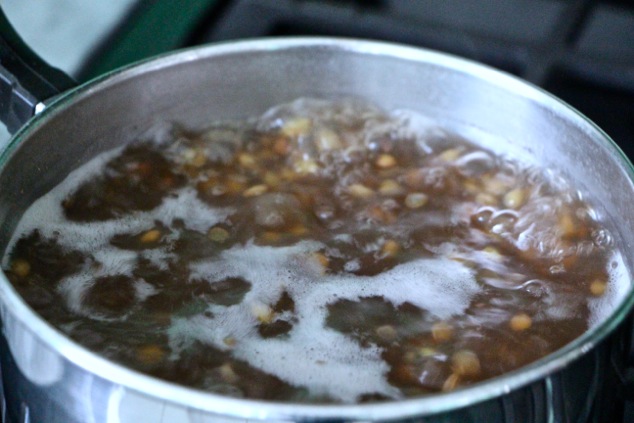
(0, 38, 633, 419)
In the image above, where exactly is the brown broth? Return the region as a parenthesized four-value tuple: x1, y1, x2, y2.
(1, 98, 627, 403)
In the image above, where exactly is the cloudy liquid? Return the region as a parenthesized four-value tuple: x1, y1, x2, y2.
(2, 98, 628, 403)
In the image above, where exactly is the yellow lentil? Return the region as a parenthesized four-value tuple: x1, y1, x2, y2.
(510, 313, 532, 331)
(378, 179, 403, 196)
(376, 325, 398, 341)
(375, 154, 397, 169)
(219, 363, 239, 384)
(136, 345, 165, 365)
(451, 350, 481, 377)
(439, 148, 462, 162)
(503, 188, 526, 209)
(381, 240, 400, 257)
(208, 227, 230, 243)
(348, 183, 375, 199)
(238, 153, 257, 168)
(432, 321, 453, 343)
(281, 117, 311, 138)
(243, 184, 269, 197)
(11, 259, 31, 278)
(139, 229, 161, 243)
(251, 302, 274, 324)
(316, 128, 342, 151)
(590, 280, 607, 296)
(405, 192, 428, 209)
(442, 373, 460, 391)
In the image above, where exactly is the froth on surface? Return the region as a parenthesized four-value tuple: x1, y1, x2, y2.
(176, 241, 479, 402)
(5, 160, 233, 316)
(3, 97, 631, 404)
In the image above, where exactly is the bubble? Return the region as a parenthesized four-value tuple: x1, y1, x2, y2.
(314, 204, 336, 221)
(252, 193, 304, 230)
(180, 238, 480, 402)
(592, 228, 613, 248)
(490, 210, 518, 235)
(470, 207, 494, 229)
(575, 240, 595, 257)
(455, 151, 494, 177)
(519, 279, 550, 299)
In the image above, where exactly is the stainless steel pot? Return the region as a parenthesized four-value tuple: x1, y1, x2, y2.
(1, 18, 634, 423)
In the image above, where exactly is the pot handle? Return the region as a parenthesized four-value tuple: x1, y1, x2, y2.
(0, 8, 76, 134)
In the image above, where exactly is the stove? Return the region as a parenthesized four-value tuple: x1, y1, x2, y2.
(3, 1, 634, 421)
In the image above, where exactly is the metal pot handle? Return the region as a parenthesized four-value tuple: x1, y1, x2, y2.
(0, 8, 76, 134)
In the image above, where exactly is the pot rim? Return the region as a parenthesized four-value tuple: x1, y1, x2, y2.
(1, 37, 634, 421)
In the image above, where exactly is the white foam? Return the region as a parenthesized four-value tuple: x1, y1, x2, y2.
(3, 146, 124, 265)
(153, 187, 234, 233)
(4, 148, 234, 323)
(6, 98, 632, 402)
(238, 330, 398, 402)
(56, 247, 137, 321)
(343, 259, 360, 272)
(57, 273, 96, 316)
(139, 249, 176, 272)
(92, 249, 138, 276)
(5, 162, 233, 268)
(134, 279, 158, 301)
(177, 241, 479, 402)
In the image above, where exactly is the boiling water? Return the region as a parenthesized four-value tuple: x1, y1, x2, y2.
(2, 98, 628, 403)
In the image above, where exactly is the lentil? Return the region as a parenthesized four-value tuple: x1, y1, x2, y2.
(139, 229, 161, 243)
(590, 279, 607, 296)
(11, 259, 31, 278)
(451, 350, 481, 377)
(376, 154, 397, 169)
(510, 313, 532, 331)
(404, 192, 428, 209)
(208, 227, 230, 243)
